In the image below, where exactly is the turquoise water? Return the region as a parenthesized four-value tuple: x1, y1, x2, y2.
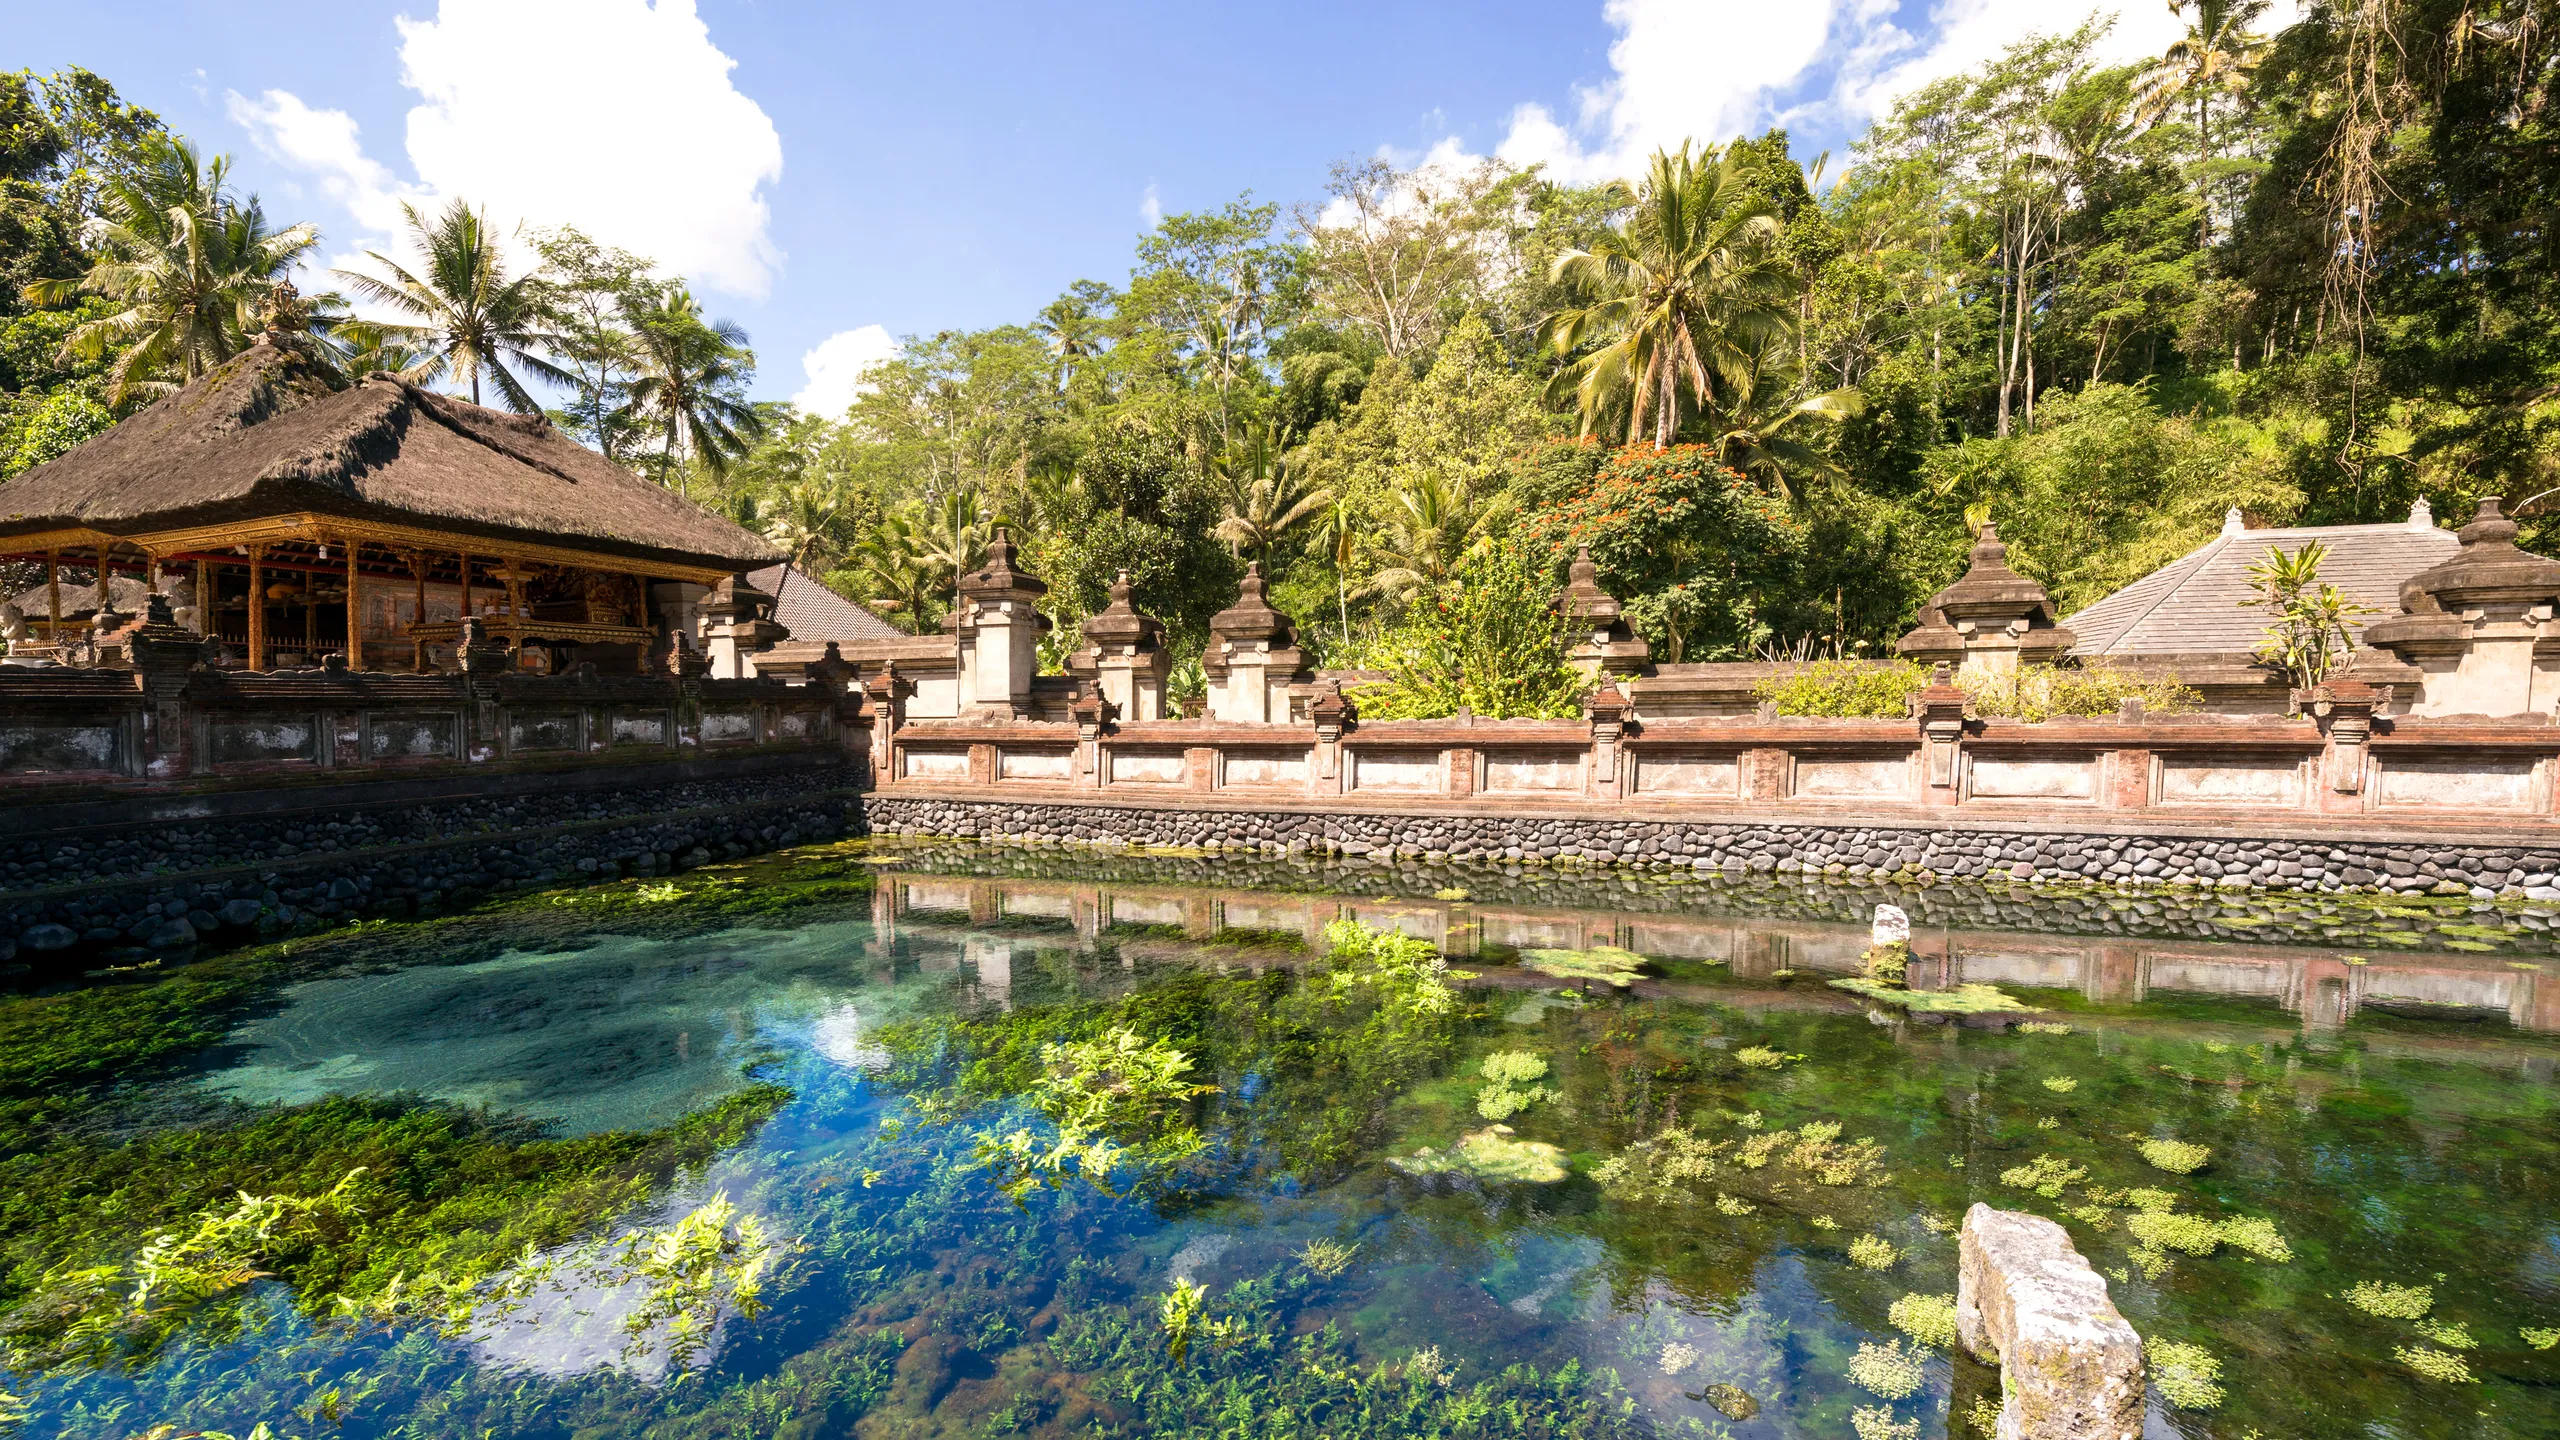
(7, 841, 2560, 1439)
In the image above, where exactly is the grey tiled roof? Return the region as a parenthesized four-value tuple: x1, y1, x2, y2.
(2065, 514, 2461, 657)
(747, 563, 904, 647)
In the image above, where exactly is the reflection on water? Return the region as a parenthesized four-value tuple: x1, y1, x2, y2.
(14, 841, 2560, 1440)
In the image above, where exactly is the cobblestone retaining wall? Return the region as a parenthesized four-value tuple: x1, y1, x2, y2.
(860, 794, 2560, 901)
(3, 765, 860, 968)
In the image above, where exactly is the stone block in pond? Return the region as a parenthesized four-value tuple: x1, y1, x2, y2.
(1957, 1202, 2144, 1440)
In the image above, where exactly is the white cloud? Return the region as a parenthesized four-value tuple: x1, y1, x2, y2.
(230, 0, 784, 299)
(1138, 182, 1162, 231)
(226, 88, 419, 237)
(793, 325, 899, 420)
(1456, 0, 2301, 186)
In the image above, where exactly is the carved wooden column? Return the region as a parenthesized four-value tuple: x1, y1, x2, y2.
(245, 544, 266, 670)
(345, 538, 363, 668)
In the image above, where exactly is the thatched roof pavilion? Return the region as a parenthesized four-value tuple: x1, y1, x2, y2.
(0, 336, 779, 672)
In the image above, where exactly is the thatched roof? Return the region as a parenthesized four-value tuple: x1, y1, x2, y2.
(0, 338, 779, 573)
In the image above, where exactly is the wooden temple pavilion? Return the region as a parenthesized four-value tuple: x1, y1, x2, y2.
(0, 336, 778, 673)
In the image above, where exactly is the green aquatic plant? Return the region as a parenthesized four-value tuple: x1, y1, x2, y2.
(2064, 1203, 2116, 1229)
(2521, 1325, 2560, 1350)
(2412, 1317, 2476, 1350)
(1812, 1215, 1841, 1230)
(1393, 1125, 1569, 1184)
(1294, 1238, 1360, 1281)
(971, 1025, 1217, 1201)
(1518, 945, 1648, 986)
(2016, 1021, 2073, 1035)
(2127, 1210, 2225, 1256)
(1849, 1234, 1901, 1270)
(1474, 1049, 1558, 1119)
(2394, 1345, 2477, 1383)
(1431, 887, 1470, 901)
(1999, 1153, 2088, 1198)
(1734, 1045, 1797, 1069)
(1158, 1278, 1245, 1365)
(1714, 1193, 1755, 1215)
(1829, 978, 2037, 1014)
(2041, 1076, 2078, 1093)
(1889, 1292, 1959, 1349)
(1964, 1396, 2003, 1435)
(1323, 919, 1457, 1016)
(2137, 1137, 2212, 1174)
(2145, 1337, 2226, 1409)
(2215, 1215, 2293, 1262)
(604, 1194, 782, 1371)
(1851, 1406, 1919, 1440)
(2344, 1281, 2434, 1319)
(1846, 1339, 1926, 1399)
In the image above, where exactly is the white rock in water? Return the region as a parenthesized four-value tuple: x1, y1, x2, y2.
(1870, 904, 1911, 946)
(1958, 1204, 2145, 1440)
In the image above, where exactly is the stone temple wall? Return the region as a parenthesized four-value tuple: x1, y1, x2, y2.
(858, 793, 2560, 901)
(1, 764, 862, 970)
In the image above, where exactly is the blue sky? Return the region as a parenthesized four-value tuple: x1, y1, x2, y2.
(12, 0, 2202, 415)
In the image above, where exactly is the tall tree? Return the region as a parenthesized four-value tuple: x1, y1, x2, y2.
(1211, 424, 1333, 564)
(1538, 143, 1795, 447)
(24, 137, 316, 402)
(616, 283, 766, 488)
(333, 198, 569, 412)
(2132, 0, 2272, 245)
(1295, 156, 1510, 362)
(532, 226, 654, 459)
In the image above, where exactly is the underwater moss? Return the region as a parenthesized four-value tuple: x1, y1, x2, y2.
(2412, 1318, 2476, 1350)
(1851, 1406, 1920, 1440)
(2137, 1137, 2212, 1174)
(1475, 1050, 1558, 1120)
(1998, 1153, 2088, 1198)
(2521, 1326, 2559, 1350)
(2145, 1337, 2226, 1409)
(1889, 1293, 1959, 1349)
(1829, 978, 2037, 1014)
(1846, 1339, 1926, 1399)
(2394, 1345, 2477, 1383)
(2041, 1076, 2078, 1093)
(1849, 1235, 1901, 1270)
(1294, 1238, 1359, 1281)
(1392, 1125, 1568, 1184)
(2344, 1281, 2434, 1319)
(2127, 1210, 2224, 1256)
(1518, 945, 1648, 986)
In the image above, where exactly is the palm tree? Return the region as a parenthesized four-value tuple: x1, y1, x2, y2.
(916, 484, 991, 581)
(617, 284, 766, 489)
(849, 511, 945, 634)
(2133, 0, 2272, 245)
(1705, 335, 1864, 497)
(1363, 473, 1513, 604)
(25, 137, 319, 402)
(1538, 142, 1795, 447)
(1211, 426, 1333, 565)
(1310, 494, 1361, 645)
(762, 480, 848, 603)
(332, 198, 571, 412)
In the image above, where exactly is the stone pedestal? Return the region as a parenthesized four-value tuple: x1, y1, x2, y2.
(1957, 1204, 2145, 1440)
(702, 572, 788, 680)
(1560, 546, 1650, 677)
(1898, 526, 2076, 684)
(1205, 563, 1309, 724)
(1069, 570, 1169, 722)
(951, 528, 1049, 720)
(2365, 499, 2560, 717)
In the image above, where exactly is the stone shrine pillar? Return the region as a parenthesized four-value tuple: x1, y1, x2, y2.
(1204, 562, 1310, 723)
(2364, 498, 2560, 716)
(1560, 546, 1651, 678)
(1897, 525, 2076, 684)
(951, 527, 1048, 719)
(702, 572, 788, 680)
(1069, 570, 1170, 722)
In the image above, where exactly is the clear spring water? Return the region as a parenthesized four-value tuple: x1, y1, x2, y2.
(9, 839, 2560, 1439)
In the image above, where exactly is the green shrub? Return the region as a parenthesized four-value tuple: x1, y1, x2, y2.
(1348, 542, 1587, 720)
(1757, 658, 1927, 717)
(1960, 663, 2199, 721)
